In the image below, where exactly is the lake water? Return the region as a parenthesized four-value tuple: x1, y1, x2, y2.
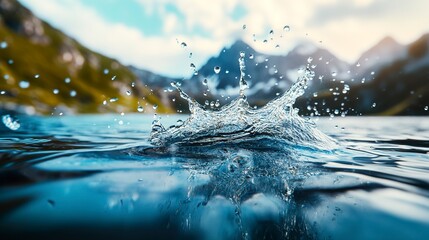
(0, 115, 428, 240)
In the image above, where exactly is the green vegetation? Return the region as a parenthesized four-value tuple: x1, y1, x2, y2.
(0, 0, 170, 114)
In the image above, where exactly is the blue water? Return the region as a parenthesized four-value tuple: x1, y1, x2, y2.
(0, 115, 428, 240)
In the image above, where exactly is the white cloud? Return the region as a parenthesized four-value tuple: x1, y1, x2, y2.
(19, 0, 429, 76)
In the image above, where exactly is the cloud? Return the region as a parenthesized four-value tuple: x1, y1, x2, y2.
(20, 0, 224, 77)
(19, 0, 429, 76)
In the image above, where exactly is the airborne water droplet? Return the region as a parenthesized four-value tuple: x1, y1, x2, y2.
(283, 25, 290, 32)
(202, 78, 208, 85)
(70, 90, 77, 97)
(424, 106, 428, 111)
(19, 81, 29, 89)
(109, 98, 118, 102)
(181, 42, 187, 48)
(111, 75, 116, 81)
(64, 78, 71, 83)
(307, 57, 313, 63)
(249, 54, 254, 59)
(153, 104, 158, 110)
(242, 24, 246, 30)
(53, 89, 59, 94)
(0, 41, 7, 49)
(214, 66, 221, 74)
(137, 106, 144, 112)
(34, 74, 40, 79)
(269, 29, 274, 35)
(126, 90, 131, 96)
(2, 115, 20, 130)
(103, 69, 109, 75)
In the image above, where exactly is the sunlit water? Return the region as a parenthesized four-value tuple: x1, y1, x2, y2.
(0, 115, 428, 240)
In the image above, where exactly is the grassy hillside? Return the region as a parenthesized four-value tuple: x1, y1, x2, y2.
(0, 0, 170, 114)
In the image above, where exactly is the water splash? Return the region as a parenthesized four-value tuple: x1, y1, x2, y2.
(150, 52, 336, 150)
(2, 115, 20, 130)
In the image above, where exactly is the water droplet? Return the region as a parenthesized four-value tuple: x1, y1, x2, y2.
(0, 91, 5, 95)
(424, 106, 428, 111)
(240, 51, 245, 58)
(307, 106, 312, 110)
(4, 74, 9, 80)
(118, 120, 124, 125)
(263, 39, 268, 43)
(109, 97, 118, 102)
(126, 90, 131, 96)
(2, 115, 20, 130)
(137, 106, 144, 112)
(249, 54, 254, 59)
(131, 82, 135, 87)
(190, 63, 196, 69)
(70, 90, 77, 97)
(372, 103, 376, 108)
(205, 100, 209, 105)
(202, 78, 208, 85)
(103, 100, 107, 105)
(283, 25, 290, 32)
(307, 57, 313, 63)
(275, 44, 280, 48)
(120, 112, 125, 116)
(331, 72, 337, 77)
(64, 77, 71, 83)
(334, 109, 339, 114)
(215, 101, 220, 107)
(242, 24, 246, 30)
(214, 66, 221, 74)
(53, 89, 59, 94)
(8, 59, 13, 64)
(356, 62, 361, 67)
(371, 71, 375, 75)
(313, 92, 318, 97)
(19, 81, 30, 89)
(269, 29, 274, 35)
(153, 104, 158, 110)
(103, 69, 109, 75)
(181, 42, 187, 48)
(34, 74, 40, 78)
(0, 41, 7, 49)
(176, 119, 184, 126)
(111, 75, 116, 81)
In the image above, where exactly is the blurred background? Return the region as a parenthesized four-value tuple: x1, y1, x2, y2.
(0, 0, 428, 116)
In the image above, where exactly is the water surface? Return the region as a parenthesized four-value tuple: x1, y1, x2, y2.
(0, 115, 428, 240)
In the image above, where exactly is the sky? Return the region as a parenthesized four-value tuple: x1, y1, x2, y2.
(19, 0, 429, 78)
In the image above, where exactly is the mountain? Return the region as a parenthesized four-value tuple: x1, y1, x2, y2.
(183, 35, 428, 115)
(302, 34, 429, 116)
(0, 0, 170, 115)
(186, 39, 350, 106)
